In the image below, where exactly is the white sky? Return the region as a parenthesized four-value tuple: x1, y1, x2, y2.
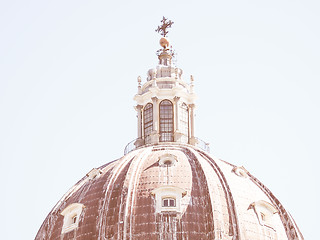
(0, 1, 319, 239)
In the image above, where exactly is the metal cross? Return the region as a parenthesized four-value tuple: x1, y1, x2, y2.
(155, 17, 174, 37)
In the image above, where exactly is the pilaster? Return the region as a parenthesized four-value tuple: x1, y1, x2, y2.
(134, 105, 144, 147)
(151, 96, 159, 144)
(173, 96, 180, 132)
(189, 104, 196, 145)
(173, 96, 183, 142)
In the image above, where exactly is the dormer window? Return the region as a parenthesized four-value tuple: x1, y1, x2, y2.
(162, 197, 176, 207)
(248, 200, 278, 228)
(151, 186, 186, 213)
(86, 168, 102, 180)
(61, 203, 85, 234)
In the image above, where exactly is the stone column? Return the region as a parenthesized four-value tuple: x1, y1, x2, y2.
(152, 97, 158, 132)
(150, 97, 159, 144)
(136, 105, 143, 138)
(173, 96, 183, 143)
(173, 96, 180, 132)
(189, 104, 197, 145)
(134, 105, 144, 147)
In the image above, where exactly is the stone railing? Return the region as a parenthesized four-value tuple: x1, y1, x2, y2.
(124, 138, 138, 155)
(195, 137, 210, 153)
(124, 137, 210, 155)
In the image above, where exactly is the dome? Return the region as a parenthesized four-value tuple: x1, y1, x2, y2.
(36, 144, 302, 239)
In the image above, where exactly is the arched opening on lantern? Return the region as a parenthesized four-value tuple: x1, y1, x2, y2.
(179, 102, 189, 143)
(159, 100, 174, 142)
(144, 103, 153, 144)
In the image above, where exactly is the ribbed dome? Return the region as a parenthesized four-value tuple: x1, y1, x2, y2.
(35, 144, 303, 240)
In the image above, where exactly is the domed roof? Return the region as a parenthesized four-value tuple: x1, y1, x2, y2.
(36, 144, 303, 239)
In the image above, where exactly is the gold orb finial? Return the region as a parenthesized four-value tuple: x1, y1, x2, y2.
(159, 37, 170, 48)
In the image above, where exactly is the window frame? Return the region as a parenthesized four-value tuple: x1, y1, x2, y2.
(162, 197, 176, 207)
(72, 215, 77, 224)
(60, 203, 85, 234)
(159, 99, 174, 142)
(151, 185, 187, 213)
(143, 103, 153, 143)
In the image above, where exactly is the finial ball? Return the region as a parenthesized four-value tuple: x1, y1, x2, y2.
(160, 37, 170, 48)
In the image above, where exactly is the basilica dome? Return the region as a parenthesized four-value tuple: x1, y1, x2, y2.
(36, 18, 303, 240)
(36, 144, 303, 240)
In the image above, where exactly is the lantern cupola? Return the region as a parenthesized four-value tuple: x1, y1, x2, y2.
(134, 17, 197, 148)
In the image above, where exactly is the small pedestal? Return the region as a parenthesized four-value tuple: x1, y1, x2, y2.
(150, 131, 160, 144)
(174, 131, 188, 144)
(189, 137, 198, 146)
(134, 138, 144, 148)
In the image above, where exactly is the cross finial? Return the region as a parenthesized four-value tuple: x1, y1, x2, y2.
(155, 17, 174, 37)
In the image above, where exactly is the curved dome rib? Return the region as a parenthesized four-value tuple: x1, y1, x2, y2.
(194, 149, 240, 239)
(180, 147, 214, 239)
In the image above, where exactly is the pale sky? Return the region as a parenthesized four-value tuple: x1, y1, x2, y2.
(0, 1, 319, 239)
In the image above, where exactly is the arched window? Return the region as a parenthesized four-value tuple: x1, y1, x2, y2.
(144, 103, 153, 144)
(179, 103, 189, 143)
(159, 100, 174, 142)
